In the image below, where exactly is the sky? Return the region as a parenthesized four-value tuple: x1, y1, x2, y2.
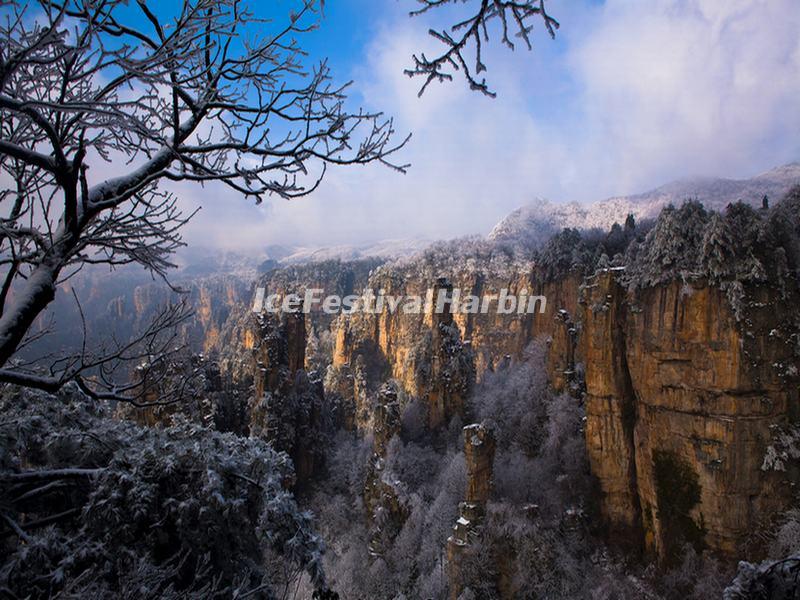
(173, 0, 800, 252)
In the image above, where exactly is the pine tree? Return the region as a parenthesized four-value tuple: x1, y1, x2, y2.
(622, 201, 709, 289)
(605, 223, 627, 257)
(701, 213, 736, 283)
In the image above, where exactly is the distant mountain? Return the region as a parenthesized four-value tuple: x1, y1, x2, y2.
(275, 238, 432, 265)
(489, 162, 800, 248)
(176, 238, 433, 273)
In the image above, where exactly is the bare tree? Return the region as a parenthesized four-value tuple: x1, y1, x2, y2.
(406, 0, 559, 97)
(0, 0, 408, 397)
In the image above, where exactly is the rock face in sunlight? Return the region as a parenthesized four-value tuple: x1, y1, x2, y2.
(581, 271, 800, 559)
(580, 270, 643, 545)
(326, 258, 583, 432)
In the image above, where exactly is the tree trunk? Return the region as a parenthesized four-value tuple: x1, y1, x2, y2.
(0, 250, 63, 367)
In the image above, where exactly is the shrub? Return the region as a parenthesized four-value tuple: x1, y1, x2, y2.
(0, 385, 326, 598)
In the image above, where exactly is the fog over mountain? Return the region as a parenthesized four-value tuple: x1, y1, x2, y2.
(489, 161, 800, 248)
(179, 161, 800, 267)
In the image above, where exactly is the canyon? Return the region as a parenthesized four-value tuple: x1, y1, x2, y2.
(30, 166, 800, 587)
(292, 259, 797, 562)
(112, 234, 800, 565)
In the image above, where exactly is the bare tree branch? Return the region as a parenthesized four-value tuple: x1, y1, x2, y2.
(405, 0, 559, 97)
(0, 299, 201, 406)
(0, 0, 409, 388)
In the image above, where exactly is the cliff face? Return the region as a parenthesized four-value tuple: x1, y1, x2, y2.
(26, 271, 251, 365)
(247, 309, 326, 489)
(214, 259, 382, 386)
(327, 261, 582, 431)
(321, 260, 799, 560)
(580, 270, 642, 546)
(581, 271, 800, 560)
(107, 245, 797, 563)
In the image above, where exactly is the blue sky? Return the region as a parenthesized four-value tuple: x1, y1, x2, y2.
(151, 1, 800, 251)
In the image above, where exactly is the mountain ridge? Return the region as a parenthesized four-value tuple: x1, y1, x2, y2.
(489, 162, 800, 247)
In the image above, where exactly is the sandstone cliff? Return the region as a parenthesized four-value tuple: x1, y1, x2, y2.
(313, 257, 799, 561)
(582, 270, 800, 560)
(325, 253, 583, 432)
(98, 202, 800, 567)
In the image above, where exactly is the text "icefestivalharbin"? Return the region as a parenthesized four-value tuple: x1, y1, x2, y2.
(252, 287, 547, 315)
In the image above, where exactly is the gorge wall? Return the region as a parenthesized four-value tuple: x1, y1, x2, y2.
(83, 245, 800, 563)
(582, 271, 800, 560)
(268, 257, 799, 561)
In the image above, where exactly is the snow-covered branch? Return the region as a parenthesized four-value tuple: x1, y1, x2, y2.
(0, 0, 408, 376)
(406, 0, 559, 97)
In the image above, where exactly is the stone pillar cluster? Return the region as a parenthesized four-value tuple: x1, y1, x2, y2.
(447, 422, 496, 600)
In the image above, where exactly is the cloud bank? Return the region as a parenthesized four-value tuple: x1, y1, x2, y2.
(178, 0, 800, 252)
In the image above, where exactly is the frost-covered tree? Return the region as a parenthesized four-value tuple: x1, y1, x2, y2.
(622, 190, 800, 324)
(724, 202, 768, 283)
(0, 385, 328, 597)
(604, 222, 627, 258)
(623, 201, 710, 288)
(0, 0, 407, 399)
(628, 192, 800, 294)
(624, 213, 636, 233)
(536, 228, 595, 281)
(725, 555, 800, 600)
(406, 0, 559, 97)
(764, 186, 800, 279)
(701, 212, 736, 282)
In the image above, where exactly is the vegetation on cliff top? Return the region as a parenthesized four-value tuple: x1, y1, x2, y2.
(529, 186, 800, 322)
(623, 188, 800, 296)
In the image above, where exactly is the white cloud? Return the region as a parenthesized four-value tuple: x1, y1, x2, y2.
(180, 0, 800, 252)
(567, 0, 800, 193)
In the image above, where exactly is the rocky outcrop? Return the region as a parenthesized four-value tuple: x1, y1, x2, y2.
(247, 309, 326, 489)
(725, 553, 800, 599)
(581, 270, 800, 560)
(251, 310, 306, 400)
(41, 273, 251, 362)
(426, 279, 475, 429)
(463, 423, 497, 507)
(372, 383, 401, 456)
(99, 233, 798, 566)
(322, 256, 799, 561)
(447, 423, 497, 600)
(328, 262, 582, 431)
(364, 383, 407, 556)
